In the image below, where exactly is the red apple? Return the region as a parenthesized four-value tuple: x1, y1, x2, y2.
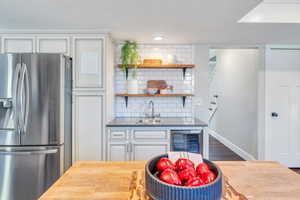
(159, 169, 182, 185)
(175, 158, 194, 171)
(156, 158, 176, 172)
(196, 163, 210, 175)
(178, 168, 197, 183)
(201, 171, 216, 184)
(184, 176, 205, 187)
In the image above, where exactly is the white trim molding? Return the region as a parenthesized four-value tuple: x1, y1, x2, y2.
(207, 128, 257, 161)
(0, 29, 111, 34)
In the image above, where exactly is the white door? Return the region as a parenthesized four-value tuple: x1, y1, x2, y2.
(265, 48, 300, 167)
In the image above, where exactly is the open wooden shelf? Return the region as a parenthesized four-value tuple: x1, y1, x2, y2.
(116, 94, 193, 107)
(116, 94, 193, 97)
(117, 64, 195, 79)
(117, 64, 195, 69)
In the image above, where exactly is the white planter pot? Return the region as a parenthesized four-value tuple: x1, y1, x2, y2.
(127, 79, 138, 94)
(167, 54, 177, 64)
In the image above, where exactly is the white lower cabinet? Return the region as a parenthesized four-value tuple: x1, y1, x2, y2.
(106, 128, 170, 161)
(108, 143, 129, 161)
(74, 93, 104, 161)
(131, 143, 169, 161)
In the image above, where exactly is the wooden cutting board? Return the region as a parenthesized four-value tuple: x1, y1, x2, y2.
(147, 80, 168, 89)
(128, 170, 247, 200)
(143, 59, 162, 65)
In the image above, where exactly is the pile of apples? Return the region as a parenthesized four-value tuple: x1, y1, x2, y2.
(156, 157, 216, 187)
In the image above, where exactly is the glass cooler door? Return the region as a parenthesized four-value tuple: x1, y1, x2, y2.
(170, 130, 203, 154)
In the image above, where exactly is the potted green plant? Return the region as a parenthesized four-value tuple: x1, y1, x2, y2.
(121, 41, 140, 94)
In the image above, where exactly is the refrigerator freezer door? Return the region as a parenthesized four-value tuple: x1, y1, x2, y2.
(0, 146, 63, 200)
(0, 54, 21, 145)
(20, 54, 65, 145)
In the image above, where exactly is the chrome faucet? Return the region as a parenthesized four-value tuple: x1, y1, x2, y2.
(148, 100, 155, 118)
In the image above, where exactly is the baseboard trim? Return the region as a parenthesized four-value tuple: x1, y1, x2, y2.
(207, 128, 257, 161)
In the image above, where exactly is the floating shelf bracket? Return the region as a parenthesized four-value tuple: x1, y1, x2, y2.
(182, 96, 186, 107)
(183, 68, 187, 79)
(124, 96, 129, 107)
(125, 68, 129, 80)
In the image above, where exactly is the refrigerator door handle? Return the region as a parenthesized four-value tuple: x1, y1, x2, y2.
(18, 63, 28, 134)
(0, 149, 58, 155)
(13, 63, 21, 133)
(23, 63, 30, 133)
(17, 64, 25, 133)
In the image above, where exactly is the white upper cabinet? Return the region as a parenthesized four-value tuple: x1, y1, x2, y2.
(0, 32, 113, 164)
(2, 37, 35, 53)
(37, 36, 70, 55)
(73, 36, 104, 89)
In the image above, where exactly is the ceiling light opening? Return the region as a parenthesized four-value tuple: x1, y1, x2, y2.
(153, 36, 163, 41)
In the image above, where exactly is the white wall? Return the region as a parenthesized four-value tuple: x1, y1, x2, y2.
(209, 49, 260, 159)
(193, 45, 210, 123)
(257, 46, 266, 160)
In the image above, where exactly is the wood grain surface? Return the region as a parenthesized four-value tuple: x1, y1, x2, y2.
(147, 80, 167, 89)
(115, 94, 193, 97)
(117, 64, 195, 69)
(128, 170, 247, 200)
(39, 161, 300, 200)
(143, 59, 162, 65)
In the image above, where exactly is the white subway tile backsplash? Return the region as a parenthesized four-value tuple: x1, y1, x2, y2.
(114, 44, 194, 118)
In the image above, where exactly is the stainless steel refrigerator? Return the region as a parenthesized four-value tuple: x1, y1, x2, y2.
(0, 53, 72, 200)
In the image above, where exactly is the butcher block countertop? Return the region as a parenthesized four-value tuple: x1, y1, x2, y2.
(39, 161, 300, 200)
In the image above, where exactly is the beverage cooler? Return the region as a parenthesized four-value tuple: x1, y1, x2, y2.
(170, 130, 203, 154)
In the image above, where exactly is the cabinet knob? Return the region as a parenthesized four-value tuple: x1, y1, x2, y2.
(271, 112, 279, 118)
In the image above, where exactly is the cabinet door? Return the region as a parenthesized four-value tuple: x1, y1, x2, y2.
(73, 37, 104, 89)
(37, 37, 70, 55)
(74, 94, 103, 161)
(107, 143, 130, 161)
(2, 37, 35, 53)
(132, 143, 169, 161)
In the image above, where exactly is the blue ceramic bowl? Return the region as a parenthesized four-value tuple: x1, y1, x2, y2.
(145, 154, 222, 200)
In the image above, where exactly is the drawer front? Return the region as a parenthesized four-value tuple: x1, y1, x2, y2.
(110, 130, 127, 140)
(133, 130, 168, 140)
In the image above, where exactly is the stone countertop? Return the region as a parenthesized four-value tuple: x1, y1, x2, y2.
(39, 161, 300, 200)
(106, 117, 208, 127)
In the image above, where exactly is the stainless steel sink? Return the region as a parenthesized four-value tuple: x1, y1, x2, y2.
(136, 118, 161, 125)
